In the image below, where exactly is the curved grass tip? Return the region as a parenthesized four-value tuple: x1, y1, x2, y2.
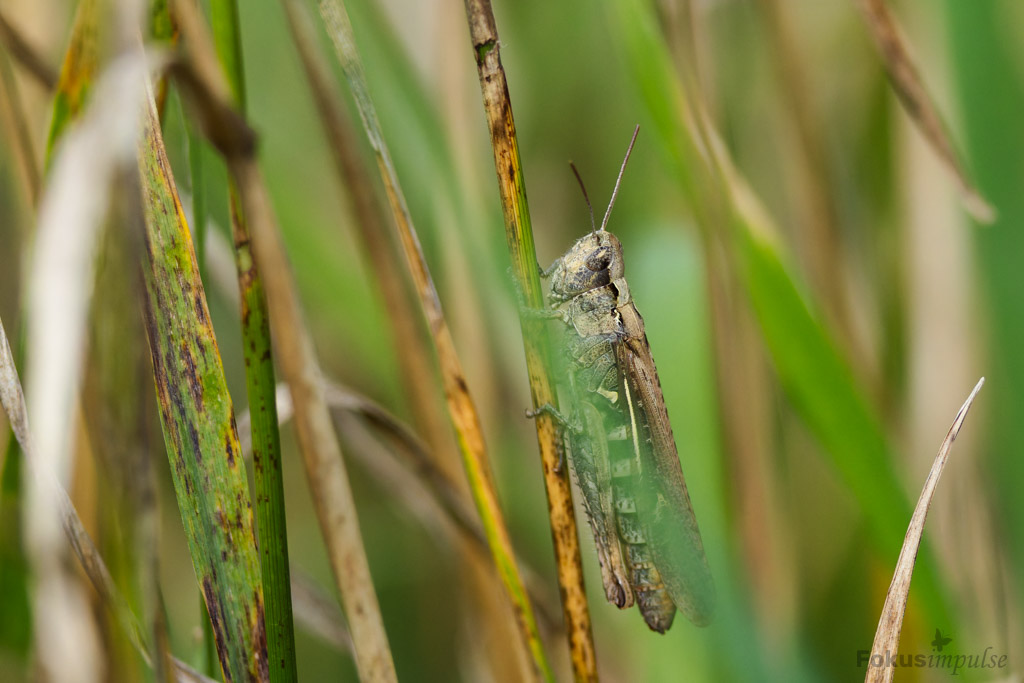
(864, 377, 984, 683)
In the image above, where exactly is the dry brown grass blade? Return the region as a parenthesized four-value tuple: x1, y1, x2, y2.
(852, 0, 994, 222)
(325, 384, 493, 550)
(0, 49, 41, 208)
(169, 3, 397, 680)
(462, 1, 596, 679)
(0, 9, 58, 89)
(322, 384, 561, 631)
(865, 377, 985, 683)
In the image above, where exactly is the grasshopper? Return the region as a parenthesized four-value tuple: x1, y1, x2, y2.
(531, 126, 715, 631)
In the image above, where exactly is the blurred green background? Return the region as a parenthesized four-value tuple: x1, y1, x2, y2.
(1, 0, 1022, 681)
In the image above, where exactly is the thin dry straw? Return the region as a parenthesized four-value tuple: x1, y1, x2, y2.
(851, 0, 994, 222)
(0, 9, 58, 89)
(865, 377, 985, 683)
(0, 49, 41, 207)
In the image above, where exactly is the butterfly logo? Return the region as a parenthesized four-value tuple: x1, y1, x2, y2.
(931, 629, 953, 652)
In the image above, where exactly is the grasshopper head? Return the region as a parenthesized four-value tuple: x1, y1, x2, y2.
(551, 126, 638, 304)
(548, 230, 625, 302)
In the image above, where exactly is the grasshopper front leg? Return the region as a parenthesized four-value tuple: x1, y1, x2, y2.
(526, 402, 580, 474)
(525, 403, 577, 431)
(509, 264, 565, 320)
(539, 257, 562, 279)
(519, 306, 566, 322)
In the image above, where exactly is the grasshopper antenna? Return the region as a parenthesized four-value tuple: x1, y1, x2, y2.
(599, 124, 640, 232)
(569, 161, 597, 233)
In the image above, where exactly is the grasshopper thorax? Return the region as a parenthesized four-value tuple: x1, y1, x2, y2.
(548, 230, 626, 304)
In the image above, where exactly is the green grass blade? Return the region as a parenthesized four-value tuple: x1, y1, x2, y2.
(228, 190, 295, 683)
(0, 434, 30, 665)
(208, 1, 297, 679)
(138, 85, 268, 683)
(210, 0, 246, 111)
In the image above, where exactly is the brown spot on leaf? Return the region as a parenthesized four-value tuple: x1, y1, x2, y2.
(200, 576, 231, 681)
(195, 291, 207, 325)
(179, 340, 204, 407)
(254, 592, 269, 681)
(187, 421, 202, 465)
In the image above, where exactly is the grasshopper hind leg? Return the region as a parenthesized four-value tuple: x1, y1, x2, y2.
(573, 403, 634, 609)
(611, 443, 677, 632)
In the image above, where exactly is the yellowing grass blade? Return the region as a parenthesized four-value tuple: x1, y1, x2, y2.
(45, 0, 99, 164)
(137, 79, 268, 682)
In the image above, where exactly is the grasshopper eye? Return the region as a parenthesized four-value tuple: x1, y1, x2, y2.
(584, 247, 613, 273)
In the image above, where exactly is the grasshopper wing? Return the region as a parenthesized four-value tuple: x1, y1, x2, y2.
(616, 304, 716, 626)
